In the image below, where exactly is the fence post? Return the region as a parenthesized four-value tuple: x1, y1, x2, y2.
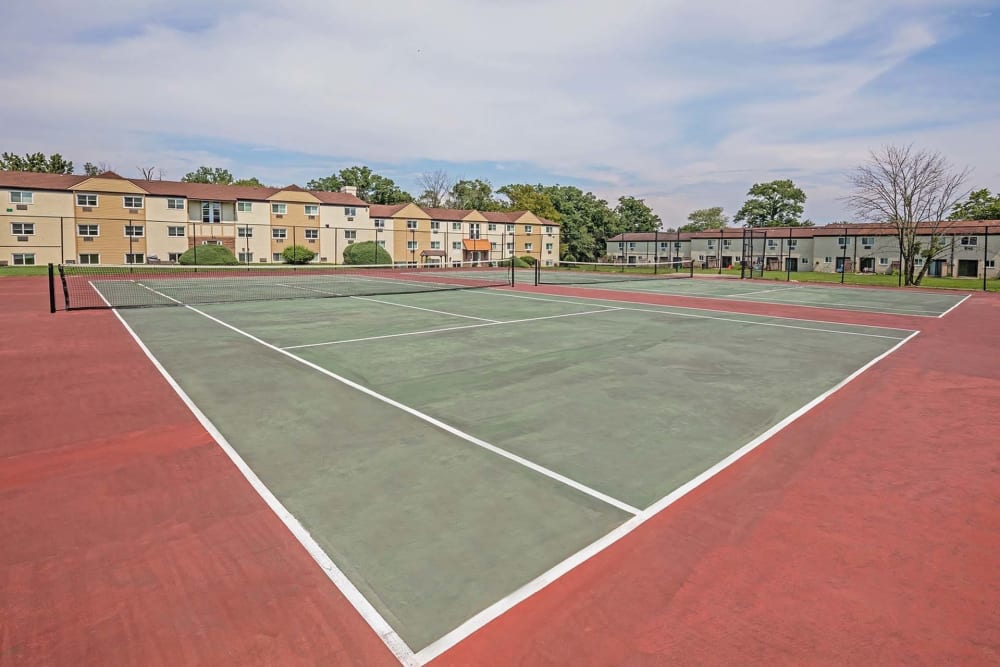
(48, 263, 56, 313)
(984, 225, 989, 292)
(841, 225, 848, 284)
(787, 227, 792, 281)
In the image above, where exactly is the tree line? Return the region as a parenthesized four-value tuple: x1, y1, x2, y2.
(2, 148, 997, 274)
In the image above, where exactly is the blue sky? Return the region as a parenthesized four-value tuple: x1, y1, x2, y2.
(1, 0, 998, 225)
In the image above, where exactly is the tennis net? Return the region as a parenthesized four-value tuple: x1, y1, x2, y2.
(535, 260, 694, 285)
(55, 261, 514, 310)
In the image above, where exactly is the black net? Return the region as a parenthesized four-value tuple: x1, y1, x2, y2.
(57, 261, 514, 310)
(536, 260, 694, 285)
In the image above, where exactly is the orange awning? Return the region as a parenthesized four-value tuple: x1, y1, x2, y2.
(462, 239, 492, 251)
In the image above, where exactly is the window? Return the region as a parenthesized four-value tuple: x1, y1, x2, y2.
(124, 253, 144, 264)
(861, 236, 874, 248)
(12, 253, 35, 265)
(407, 220, 418, 230)
(987, 260, 996, 269)
(202, 240, 222, 246)
(304, 205, 319, 216)
(11, 222, 34, 235)
(451, 222, 461, 231)
(824, 256, 832, 263)
(491, 242, 498, 251)
(707, 240, 715, 248)
(544, 226, 553, 234)
(272, 253, 283, 262)
(788, 240, 798, 249)
(304, 229, 318, 240)
(79, 253, 99, 264)
(488, 223, 496, 231)
(237, 201, 253, 212)
(915, 257, 924, 265)
(837, 236, 847, 247)
(767, 239, 777, 248)
(659, 242, 669, 250)
(271, 203, 287, 215)
(674, 242, 682, 249)
(507, 242, 514, 250)
(78, 224, 99, 236)
(76, 193, 98, 207)
(374, 219, 385, 229)
(431, 221, 441, 231)
(525, 243, 533, 252)
(407, 240, 418, 250)
(722, 240, 731, 248)
(469, 223, 480, 239)
(506, 224, 514, 232)
(272, 228, 287, 239)
(431, 241, 442, 249)
(238, 226, 253, 238)
(123, 195, 144, 209)
(376, 240, 386, 247)
(10, 191, 33, 204)
(618, 242, 624, 250)
(960, 236, 978, 246)
(168, 252, 182, 262)
(524, 225, 533, 234)
(344, 207, 357, 217)
(452, 241, 462, 250)
(167, 226, 185, 237)
(344, 229, 357, 240)
(238, 252, 253, 263)
(879, 257, 889, 265)
(124, 225, 144, 237)
(167, 198, 185, 210)
(545, 243, 554, 252)
(202, 201, 221, 223)
(800, 257, 809, 263)
(629, 242, 636, 250)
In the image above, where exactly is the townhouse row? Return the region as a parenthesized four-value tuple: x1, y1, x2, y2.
(0, 171, 560, 267)
(609, 222, 1000, 278)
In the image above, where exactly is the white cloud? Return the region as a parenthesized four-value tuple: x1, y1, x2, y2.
(0, 0, 996, 222)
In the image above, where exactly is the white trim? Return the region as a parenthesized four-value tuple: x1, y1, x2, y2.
(94, 287, 419, 666)
(416, 330, 921, 663)
(122, 195, 144, 209)
(937, 293, 971, 318)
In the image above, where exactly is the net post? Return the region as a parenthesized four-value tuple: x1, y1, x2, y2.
(48, 263, 56, 313)
(534, 257, 540, 285)
(58, 263, 70, 310)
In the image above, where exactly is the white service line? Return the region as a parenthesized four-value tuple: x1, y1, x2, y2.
(134, 283, 640, 517)
(351, 295, 501, 322)
(723, 286, 802, 297)
(283, 308, 623, 350)
(415, 329, 922, 663)
(937, 293, 971, 318)
(97, 289, 419, 666)
(480, 290, 912, 340)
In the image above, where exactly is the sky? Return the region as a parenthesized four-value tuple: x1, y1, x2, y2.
(1, 0, 998, 226)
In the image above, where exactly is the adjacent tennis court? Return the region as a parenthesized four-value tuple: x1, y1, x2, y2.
(97, 271, 917, 659)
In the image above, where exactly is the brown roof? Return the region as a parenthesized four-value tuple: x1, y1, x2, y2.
(140, 179, 278, 201)
(422, 207, 477, 221)
(613, 221, 1000, 242)
(0, 171, 85, 190)
(369, 203, 412, 218)
(311, 190, 367, 206)
(419, 249, 447, 257)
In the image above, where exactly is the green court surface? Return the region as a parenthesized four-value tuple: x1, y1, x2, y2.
(117, 288, 916, 652)
(536, 273, 968, 316)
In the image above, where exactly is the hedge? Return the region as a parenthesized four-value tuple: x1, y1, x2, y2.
(177, 245, 240, 265)
(343, 241, 392, 265)
(282, 245, 316, 264)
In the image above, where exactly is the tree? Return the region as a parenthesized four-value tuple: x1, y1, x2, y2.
(83, 162, 112, 176)
(307, 165, 412, 204)
(680, 206, 728, 232)
(233, 177, 267, 188)
(496, 184, 560, 221)
(949, 188, 1000, 220)
(182, 166, 235, 184)
(416, 169, 452, 208)
(0, 151, 74, 174)
(615, 196, 661, 233)
(734, 180, 810, 228)
(138, 166, 165, 180)
(448, 179, 500, 210)
(846, 144, 970, 286)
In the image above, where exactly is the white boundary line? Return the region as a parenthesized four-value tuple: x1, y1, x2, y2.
(541, 280, 953, 317)
(95, 292, 420, 666)
(351, 295, 501, 322)
(132, 282, 640, 516)
(415, 329, 922, 663)
(283, 308, 622, 350)
(937, 293, 971, 318)
(723, 286, 803, 297)
(478, 290, 912, 340)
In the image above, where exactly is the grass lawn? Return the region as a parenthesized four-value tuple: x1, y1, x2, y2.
(694, 267, 999, 291)
(0, 266, 49, 277)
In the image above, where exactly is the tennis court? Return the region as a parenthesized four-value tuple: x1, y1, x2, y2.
(82, 265, 919, 661)
(536, 262, 969, 317)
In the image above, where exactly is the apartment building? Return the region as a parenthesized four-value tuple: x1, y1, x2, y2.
(609, 220, 1000, 278)
(0, 170, 559, 267)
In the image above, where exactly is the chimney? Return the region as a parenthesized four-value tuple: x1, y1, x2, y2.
(340, 185, 358, 196)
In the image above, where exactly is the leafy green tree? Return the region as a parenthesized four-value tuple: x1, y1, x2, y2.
(615, 196, 661, 233)
(496, 184, 561, 221)
(680, 206, 728, 232)
(0, 151, 74, 174)
(233, 177, 267, 188)
(182, 166, 235, 184)
(83, 162, 104, 176)
(343, 240, 392, 265)
(734, 180, 810, 227)
(307, 165, 412, 204)
(282, 245, 316, 264)
(448, 179, 501, 210)
(950, 188, 1000, 220)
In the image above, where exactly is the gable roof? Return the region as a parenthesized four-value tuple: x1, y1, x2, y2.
(0, 171, 86, 191)
(311, 190, 367, 206)
(369, 203, 413, 218)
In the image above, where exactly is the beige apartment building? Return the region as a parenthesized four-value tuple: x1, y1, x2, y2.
(0, 170, 559, 267)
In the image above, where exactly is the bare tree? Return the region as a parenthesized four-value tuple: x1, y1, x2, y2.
(846, 144, 970, 285)
(138, 166, 166, 180)
(416, 169, 452, 208)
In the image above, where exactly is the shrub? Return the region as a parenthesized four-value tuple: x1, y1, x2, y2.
(497, 256, 531, 268)
(343, 241, 392, 265)
(178, 245, 240, 265)
(520, 255, 537, 266)
(282, 245, 316, 264)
